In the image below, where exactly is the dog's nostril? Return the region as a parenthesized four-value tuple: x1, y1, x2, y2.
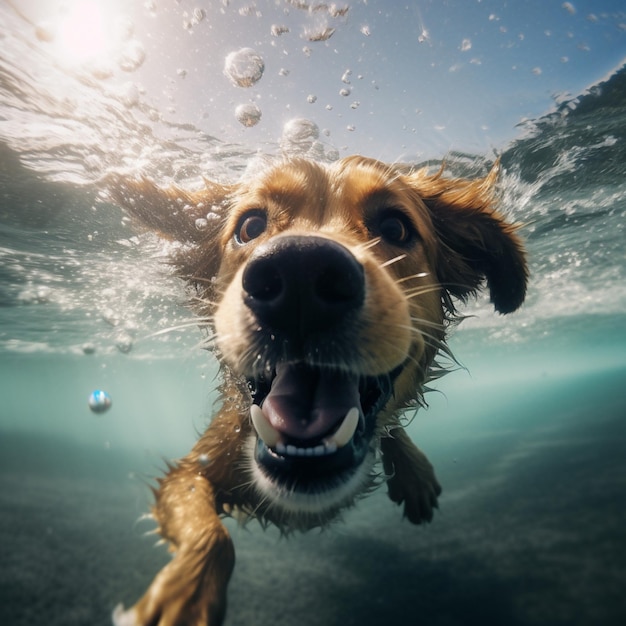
(243, 260, 283, 302)
(242, 235, 364, 334)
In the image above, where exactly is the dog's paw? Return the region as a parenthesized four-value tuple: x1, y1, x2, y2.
(386, 465, 442, 524)
(382, 431, 442, 525)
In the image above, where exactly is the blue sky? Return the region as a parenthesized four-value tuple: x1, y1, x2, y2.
(14, 0, 626, 161)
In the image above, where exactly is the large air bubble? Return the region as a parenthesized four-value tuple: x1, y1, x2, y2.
(224, 48, 265, 88)
(235, 103, 262, 127)
(280, 118, 320, 154)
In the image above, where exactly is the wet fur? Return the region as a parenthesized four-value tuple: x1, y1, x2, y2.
(109, 156, 527, 626)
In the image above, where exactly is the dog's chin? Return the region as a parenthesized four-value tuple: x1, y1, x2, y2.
(248, 435, 377, 527)
(243, 363, 402, 528)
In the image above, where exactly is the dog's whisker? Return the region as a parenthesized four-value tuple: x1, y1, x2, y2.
(356, 237, 382, 252)
(141, 318, 213, 340)
(378, 254, 407, 269)
(395, 272, 432, 285)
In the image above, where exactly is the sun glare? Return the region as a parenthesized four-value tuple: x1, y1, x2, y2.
(55, 1, 111, 65)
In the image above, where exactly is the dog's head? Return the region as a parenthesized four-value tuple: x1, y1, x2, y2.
(109, 156, 527, 525)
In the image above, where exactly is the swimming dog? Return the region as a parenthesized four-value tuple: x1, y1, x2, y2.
(109, 155, 527, 626)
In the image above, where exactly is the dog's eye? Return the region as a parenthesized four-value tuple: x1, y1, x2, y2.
(235, 210, 267, 244)
(377, 210, 416, 246)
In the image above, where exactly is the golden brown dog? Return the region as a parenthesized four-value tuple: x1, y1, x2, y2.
(109, 156, 527, 626)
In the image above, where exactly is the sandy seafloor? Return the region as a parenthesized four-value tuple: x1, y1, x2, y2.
(1, 323, 625, 626)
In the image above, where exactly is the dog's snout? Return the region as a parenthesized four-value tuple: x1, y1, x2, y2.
(242, 235, 365, 334)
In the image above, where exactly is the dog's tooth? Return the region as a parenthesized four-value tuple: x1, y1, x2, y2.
(324, 441, 337, 455)
(313, 444, 326, 457)
(250, 404, 281, 448)
(286, 444, 298, 456)
(329, 407, 360, 448)
(276, 442, 287, 455)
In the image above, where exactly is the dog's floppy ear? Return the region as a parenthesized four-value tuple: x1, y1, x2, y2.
(409, 163, 528, 314)
(107, 176, 234, 287)
(107, 176, 232, 244)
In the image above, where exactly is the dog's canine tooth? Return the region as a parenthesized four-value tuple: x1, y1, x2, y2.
(250, 404, 281, 448)
(251, 405, 360, 455)
(327, 407, 360, 449)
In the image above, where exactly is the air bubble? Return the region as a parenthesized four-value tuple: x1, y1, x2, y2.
(307, 94, 317, 103)
(235, 103, 262, 127)
(339, 87, 351, 97)
(271, 24, 289, 37)
(195, 218, 208, 230)
(198, 453, 210, 466)
(224, 48, 265, 88)
(193, 8, 206, 24)
(341, 69, 352, 84)
(118, 40, 146, 72)
(116, 332, 133, 354)
(303, 26, 335, 42)
(281, 118, 320, 154)
(350, 101, 360, 109)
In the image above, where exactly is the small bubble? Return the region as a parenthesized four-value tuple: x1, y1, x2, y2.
(341, 69, 352, 84)
(198, 453, 210, 466)
(329, 4, 349, 18)
(195, 218, 208, 230)
(116, 332, 134, 354)
(339, 87, 351, 97)
(303, 25, 335, 42)
(224, 48, 265, 88)
(346, 125, 356, 132)
(177, 68, 188, 78)
(193, 8, 206, 24)
(279, 68, 290, 76)
(88, 390, 112, 414)
(350, 101, 360, 109)
(271, 24, 289, 37)
(235, 102, 262, 127)
(118, 40, 146, 72)
(460, 38, 472, 52)
(302, 46, 312, 57)
(307, 94, 317, 103)
(562, 2, 576, 16)
(360, 24, 371, 36)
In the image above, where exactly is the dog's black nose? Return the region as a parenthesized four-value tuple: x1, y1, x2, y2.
(242, 235, 365, 335)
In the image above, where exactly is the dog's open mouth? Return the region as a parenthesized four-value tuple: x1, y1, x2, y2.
(248, 362, 397, 499)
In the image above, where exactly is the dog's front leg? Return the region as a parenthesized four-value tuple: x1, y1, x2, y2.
(381, 427, 442, 524)
(113, 465, 235, 626)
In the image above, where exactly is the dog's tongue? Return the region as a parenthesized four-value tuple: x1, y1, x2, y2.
(262, 363, 360, 441)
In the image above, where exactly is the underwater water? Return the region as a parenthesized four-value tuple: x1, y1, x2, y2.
(1, 1, 626, 625)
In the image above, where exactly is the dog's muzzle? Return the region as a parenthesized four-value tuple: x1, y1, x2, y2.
(241, 235, 395, 505)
